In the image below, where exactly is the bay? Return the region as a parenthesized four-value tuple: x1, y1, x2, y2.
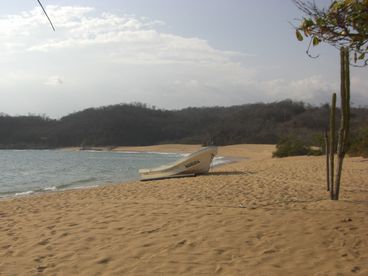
(0, 150, 184, 198)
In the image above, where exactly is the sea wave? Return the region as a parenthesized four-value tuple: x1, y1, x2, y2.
(43, 186, 57, 191)
(144, 151, 189, 157)
(57, 177, 98, 190)
(114, 151, 142, 154)
(15, 190, 34, 196)
(59, 185, 99, 191)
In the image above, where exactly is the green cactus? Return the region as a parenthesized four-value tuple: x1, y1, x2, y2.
(324, 131, 330, 191)
(329, 93, 336, 199)
(334, 47, 350, 200)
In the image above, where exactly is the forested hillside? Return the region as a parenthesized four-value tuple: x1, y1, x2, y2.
(0, 100, 367, 149)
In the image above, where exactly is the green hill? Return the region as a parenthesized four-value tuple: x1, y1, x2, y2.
(1, 100, 367, 149)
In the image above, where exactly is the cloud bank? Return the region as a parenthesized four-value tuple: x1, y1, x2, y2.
(0, 6, 366, 117)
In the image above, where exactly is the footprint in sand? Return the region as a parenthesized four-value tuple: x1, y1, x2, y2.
(96, 256, 111, 264)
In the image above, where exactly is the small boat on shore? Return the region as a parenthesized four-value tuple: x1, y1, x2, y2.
(139, 146, 217, 181)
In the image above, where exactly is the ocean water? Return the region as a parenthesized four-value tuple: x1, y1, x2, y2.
(0, 150, 227, 198)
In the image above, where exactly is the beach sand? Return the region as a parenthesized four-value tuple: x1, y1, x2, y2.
(0, 144, 367, 275)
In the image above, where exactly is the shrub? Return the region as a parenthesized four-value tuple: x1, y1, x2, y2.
(273, 136, 322, 158)
(349, 127, 368, 158)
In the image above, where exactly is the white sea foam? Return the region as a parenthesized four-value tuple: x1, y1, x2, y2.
(115, 151, 142, 154)
(15, 190, 34, 196)
(101, 150, 187, 157)
(59, 185, 99, 191)
(145, 151, 189, 157)
(43, 186, 57, 191)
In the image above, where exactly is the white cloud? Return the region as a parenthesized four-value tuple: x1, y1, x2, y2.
(1, 6, 244, 67)
(256, 75, 338, 103)
(44, 76, 64, 86)
(0, 5, 367, 117)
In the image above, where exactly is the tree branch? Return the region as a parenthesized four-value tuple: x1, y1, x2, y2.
(37, 0, 55, 31)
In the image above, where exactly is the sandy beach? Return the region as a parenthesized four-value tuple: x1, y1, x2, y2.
(0, 144, 367, 275)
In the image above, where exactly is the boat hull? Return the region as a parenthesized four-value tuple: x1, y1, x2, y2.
(139, 146, 217, 181)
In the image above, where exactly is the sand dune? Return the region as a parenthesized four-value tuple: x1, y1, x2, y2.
(0, 144, 367, 275)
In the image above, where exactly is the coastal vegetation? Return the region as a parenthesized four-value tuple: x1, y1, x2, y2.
(1, 100, 367, 155)
(272, 136, 322, 158)
(349, 126, 368, 158)
(293, 0, 368, 199)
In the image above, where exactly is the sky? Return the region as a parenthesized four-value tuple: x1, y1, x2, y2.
(0, 0, 367, 118)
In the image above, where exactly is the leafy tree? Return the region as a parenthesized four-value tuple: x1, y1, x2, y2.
(294, 0, 368, 66)
(293, 0, 368, 200)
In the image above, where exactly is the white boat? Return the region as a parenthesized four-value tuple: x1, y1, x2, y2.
(139, 146, 217, 181)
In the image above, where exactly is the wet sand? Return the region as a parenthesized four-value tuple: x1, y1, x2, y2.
(0, 144, 367, 275)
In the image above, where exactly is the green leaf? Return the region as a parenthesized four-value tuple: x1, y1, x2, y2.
(330, 1, 338, 11)
(312, 36, 320, 46)
(305, 19, 314, 27)
(358, 53, 365, 60)
(316, 18, 324, 26)
(296, 30, 304, 41)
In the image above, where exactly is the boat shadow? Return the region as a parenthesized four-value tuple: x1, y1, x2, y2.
(206, 171, 256, 176)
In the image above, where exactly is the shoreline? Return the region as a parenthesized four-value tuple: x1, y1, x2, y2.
(1, 144, 367, 275)
(0, 145, 248, 201)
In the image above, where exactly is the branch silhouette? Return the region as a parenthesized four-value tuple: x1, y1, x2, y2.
(37, 0, 55, 31)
